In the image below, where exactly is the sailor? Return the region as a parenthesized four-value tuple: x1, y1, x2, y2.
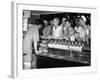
(52, 17, 63, 38)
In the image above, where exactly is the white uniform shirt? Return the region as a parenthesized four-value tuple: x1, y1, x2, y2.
(52, 26, 62, 38)
(75, 26, 85, 38)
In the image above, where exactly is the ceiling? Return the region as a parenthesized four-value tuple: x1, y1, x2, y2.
(31, 10, 64, 15)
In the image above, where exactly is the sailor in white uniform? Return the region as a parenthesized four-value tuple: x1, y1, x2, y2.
(52, 17, 63, 38)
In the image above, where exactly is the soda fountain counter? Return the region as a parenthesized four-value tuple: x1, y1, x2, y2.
(36, 36, 91, 65)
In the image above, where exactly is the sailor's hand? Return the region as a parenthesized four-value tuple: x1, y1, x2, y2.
(35, 51, 41, 55)
(62, 17, 66, 21)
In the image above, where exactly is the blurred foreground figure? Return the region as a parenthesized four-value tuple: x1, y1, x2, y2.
(23, 20, 42, 69)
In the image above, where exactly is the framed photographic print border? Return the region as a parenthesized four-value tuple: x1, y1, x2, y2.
(11, 1, 97, 78)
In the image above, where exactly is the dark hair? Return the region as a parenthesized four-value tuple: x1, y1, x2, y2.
(35, 19, 43, 25)
(75, 18, 80, 26)
(53, 17, 61, 25)
(28, 18, 43, 25)
(28, 18, 34, 24)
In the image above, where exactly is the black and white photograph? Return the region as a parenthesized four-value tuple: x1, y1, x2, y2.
(22, 10, 91, 69)
(11, 2, 96, 78)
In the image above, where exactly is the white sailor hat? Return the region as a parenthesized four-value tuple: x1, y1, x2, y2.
(81, 15, 87, 22)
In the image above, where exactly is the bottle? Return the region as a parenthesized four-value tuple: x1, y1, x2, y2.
(71, 41, 74, 46)
(78, 41, 81, 47)
(75, 41, 77, 46)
